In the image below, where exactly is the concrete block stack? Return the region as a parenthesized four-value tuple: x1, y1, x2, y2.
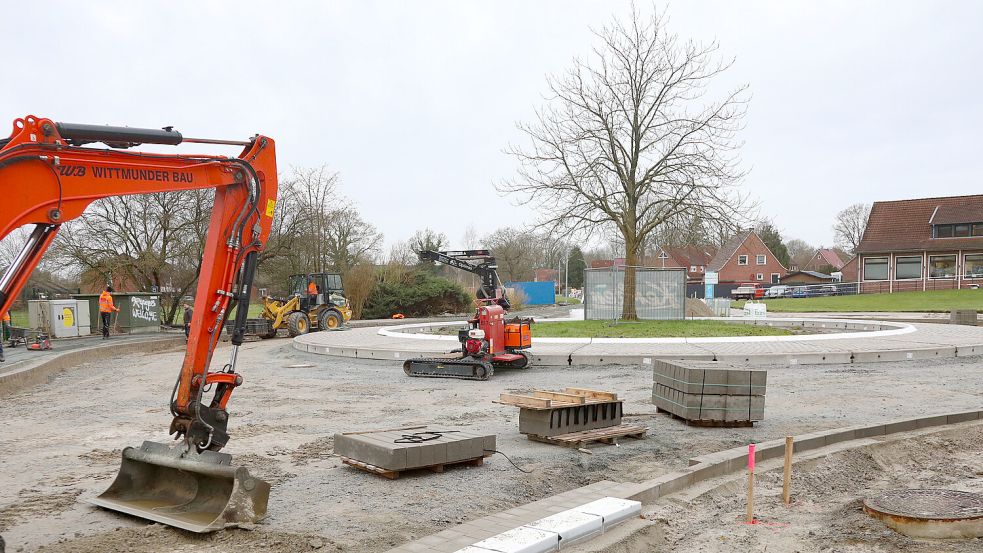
(652, 360, 766, 425)
(499, 388, 623, 437)
(334, 428, 495, 477)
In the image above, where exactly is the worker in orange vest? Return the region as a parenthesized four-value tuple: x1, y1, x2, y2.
(99, 285, 120, 339)
(307, 279, 318, 296)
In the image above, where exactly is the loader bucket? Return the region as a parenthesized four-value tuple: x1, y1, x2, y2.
(89, 441, 270, 533)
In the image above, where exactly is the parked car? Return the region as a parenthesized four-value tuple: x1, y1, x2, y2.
(791, 286, 808, 298)
(818, 284, 839, 296)
(731, 283, 765, 300)
(765, 285, 790, 298)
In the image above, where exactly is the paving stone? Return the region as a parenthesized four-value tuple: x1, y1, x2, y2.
(333, 428, 494, 471)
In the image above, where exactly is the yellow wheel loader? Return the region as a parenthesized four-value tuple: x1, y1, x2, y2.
(257, 272, 352, 338)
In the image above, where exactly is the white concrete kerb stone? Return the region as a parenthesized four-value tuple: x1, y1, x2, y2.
(377, 317, 916, 344)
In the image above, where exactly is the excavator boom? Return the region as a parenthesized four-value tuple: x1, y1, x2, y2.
(0, 115, 278, 532)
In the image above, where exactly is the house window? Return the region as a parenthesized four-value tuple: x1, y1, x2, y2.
(863, 257, 888, 281)
(955, 224, 971, 237)
(936, 225, 953, 238)
(974, 223, 983, 236)
(756, 273, 764, 281)
(756, 255, 767, 265)
(690, 265, 697, 272)
(658, 251, 668, 259)
(738, 255, 748, 265)
(929, 255, 957, 279)
(895, 256, 922, 280)
(771, 273, 780, 284)
(966, 254, 983, 278)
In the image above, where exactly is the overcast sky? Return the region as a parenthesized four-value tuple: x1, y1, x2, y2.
(3, 1, 981, 253)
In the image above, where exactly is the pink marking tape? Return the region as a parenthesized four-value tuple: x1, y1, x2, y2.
(748, 443, 756, 471)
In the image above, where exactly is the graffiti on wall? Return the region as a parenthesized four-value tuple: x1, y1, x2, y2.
(131, 296, 159, 324)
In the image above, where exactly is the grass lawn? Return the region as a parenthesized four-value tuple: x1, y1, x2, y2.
(554, 295, 582, 304)
(731, 289, 983, 313)
(533, 319, 791, 338)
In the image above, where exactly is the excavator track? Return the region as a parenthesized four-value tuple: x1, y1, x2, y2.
(403, 357, 494, 381)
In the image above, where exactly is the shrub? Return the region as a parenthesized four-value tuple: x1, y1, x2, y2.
(362, 270, 472, 319)
(505, 287, 529, 311)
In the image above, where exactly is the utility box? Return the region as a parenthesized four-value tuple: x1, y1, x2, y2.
(28, 299, 80, 338)
(73, 292, 161, 334)
(76, 299, 91, 335)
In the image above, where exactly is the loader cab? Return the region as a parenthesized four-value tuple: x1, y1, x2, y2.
(288, 272, 345, 311)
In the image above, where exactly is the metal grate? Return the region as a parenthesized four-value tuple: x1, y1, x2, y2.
(865, 489, 983, 521)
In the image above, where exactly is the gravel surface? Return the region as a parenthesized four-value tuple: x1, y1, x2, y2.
(0, 339, 981, 552)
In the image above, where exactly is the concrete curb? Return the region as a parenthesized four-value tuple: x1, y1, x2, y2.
(376, 317, 916, 344)
(0, 336, 186, 397)
(627, 409, 983, 503)
(292, 339, 982, 368)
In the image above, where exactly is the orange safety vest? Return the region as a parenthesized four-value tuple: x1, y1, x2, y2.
(307, 282, 318, 295)
(99, 291, 117, 313)
(2, 312, 9, 323)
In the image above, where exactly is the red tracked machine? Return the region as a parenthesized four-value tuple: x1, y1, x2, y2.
(403, 250, 533, 381)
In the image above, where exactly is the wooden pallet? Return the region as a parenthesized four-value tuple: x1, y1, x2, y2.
(498, 387, 619, 410)
(655, 407, 755, 428)
(527, 423, 648, 448)
(339, 455, 487, 480)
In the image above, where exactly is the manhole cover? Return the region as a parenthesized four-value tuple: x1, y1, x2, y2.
(864, 489, 983, 539)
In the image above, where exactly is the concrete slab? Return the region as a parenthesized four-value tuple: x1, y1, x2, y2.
(472, 527, 559, 553)
(572, 497, 641, 529)
(524, 511, 602, 547)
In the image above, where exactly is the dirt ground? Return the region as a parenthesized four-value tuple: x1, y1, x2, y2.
(1, 339, 982, 552)
(587, 423, 983, 552)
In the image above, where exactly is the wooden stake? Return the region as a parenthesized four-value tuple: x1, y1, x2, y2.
(746, 443, 756, 524)
(782, 436, 794, 505)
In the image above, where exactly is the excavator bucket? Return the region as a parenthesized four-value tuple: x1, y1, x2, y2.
(89, 441, 270, 533)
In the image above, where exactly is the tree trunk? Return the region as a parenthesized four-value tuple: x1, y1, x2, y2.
(622, 247, 639, 321)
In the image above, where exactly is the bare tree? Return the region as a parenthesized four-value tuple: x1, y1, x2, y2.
(482, 227, 542, 282)
(833, 203, 871, 255)
(785, 238, 814, 269)
(460, 224, 480, 250)
(53, 190, 210, 323)
(323, 208, 382, 272)
(409, 228, 448, 253)
(502, 8, 750, 319)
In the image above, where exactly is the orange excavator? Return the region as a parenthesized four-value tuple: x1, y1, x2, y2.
(0, 115, 277, 533)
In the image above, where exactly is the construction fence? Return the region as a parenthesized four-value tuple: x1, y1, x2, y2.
(584, 267, 686, 320)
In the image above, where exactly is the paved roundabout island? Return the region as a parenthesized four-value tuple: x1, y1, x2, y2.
(294, 316, 983, 366)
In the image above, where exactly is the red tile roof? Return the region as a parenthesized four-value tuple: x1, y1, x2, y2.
(707, 231, 752, 272)
(857, 194, 983, 254)
(816, 248, 846, 270)
(663, 245, 715, 268)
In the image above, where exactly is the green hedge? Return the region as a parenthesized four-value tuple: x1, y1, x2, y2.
(362, 271, 471, 319)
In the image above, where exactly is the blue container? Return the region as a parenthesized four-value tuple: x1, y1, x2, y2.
(507, 281, 555, 305)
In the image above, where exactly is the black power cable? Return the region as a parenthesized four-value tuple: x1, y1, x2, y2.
(483, 449, 533, 474)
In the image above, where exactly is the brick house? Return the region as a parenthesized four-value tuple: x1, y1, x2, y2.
(651, 245, 716, 283)
(706, 230, 788, 285)
(533, 268, 558, 283)
(856, 194, 983, 293)
(803, 248, 846, 274)
(841, 256, 859, 282)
